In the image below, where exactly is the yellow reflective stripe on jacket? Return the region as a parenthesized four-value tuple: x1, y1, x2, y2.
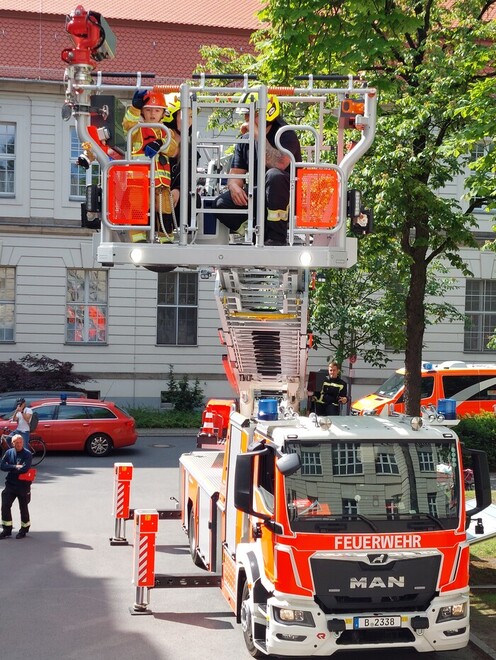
(267, 208, 289, 222)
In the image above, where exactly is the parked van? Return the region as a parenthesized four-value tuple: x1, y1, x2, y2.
(351, 361, 496, 416)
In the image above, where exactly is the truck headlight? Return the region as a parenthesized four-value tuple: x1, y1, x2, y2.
(436, 603, 467, 622)
(273, 607, 315, 627)
(363, 409, 378, 416)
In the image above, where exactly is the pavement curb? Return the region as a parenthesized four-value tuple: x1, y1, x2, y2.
(470, 634, 496, 659)
(138, 428, 197, 436)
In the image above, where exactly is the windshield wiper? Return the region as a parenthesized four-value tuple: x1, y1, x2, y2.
(406, 512, 446, 530)
(350, 514, 378, 532)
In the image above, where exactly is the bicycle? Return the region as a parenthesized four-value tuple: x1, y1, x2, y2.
(1, 429, 46, 466)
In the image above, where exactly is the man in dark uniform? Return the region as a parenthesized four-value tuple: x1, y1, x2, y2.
(215, 92, 302, 246)
(311, 361, 348, 416)
(0, 433, 33, 539)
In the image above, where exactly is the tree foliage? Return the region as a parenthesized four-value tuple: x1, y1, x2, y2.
(0, 354, 90, 393)
(310, 256, 464, 368)
(254, 0, 496, 414)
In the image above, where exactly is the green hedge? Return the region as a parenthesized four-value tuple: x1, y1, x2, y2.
(457, 412, 496, 470)
(126, 406, 202, 429)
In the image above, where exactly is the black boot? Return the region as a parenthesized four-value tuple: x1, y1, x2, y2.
(16, 530, 27, 539)
(0, 528, 12, 539)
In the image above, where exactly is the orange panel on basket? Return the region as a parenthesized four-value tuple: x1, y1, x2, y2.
(295, 168, 340, 229)
(107, 163, 150, 226)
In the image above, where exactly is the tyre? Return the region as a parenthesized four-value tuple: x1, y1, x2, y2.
(188, 508, 206, 569)
(240, 581, 265, 658)
(28, 437, 46, 466)
(85, 433, 113, 457)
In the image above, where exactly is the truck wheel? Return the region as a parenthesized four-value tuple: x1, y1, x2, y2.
(188, 508, 206, 569)
(240, 581, 264, 658)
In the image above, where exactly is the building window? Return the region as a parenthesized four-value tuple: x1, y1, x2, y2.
(342, 498, 358, 516)
(469, 143, 494, 211)
(0, 123, 15, 196)
(375, 452, 400, 475)
(385, 495, 401, 520)
(301, 450, 322, 476)
(70, 127, 86, 199)
(157, 272, 198, 345)
(66, 269, 108, 343)
(427, 493, 438, 517)
(332, 443, 363, 476)
(464, 279, 496, 353)
(0, 267, 15, 341)
(418, 451, 435, 472)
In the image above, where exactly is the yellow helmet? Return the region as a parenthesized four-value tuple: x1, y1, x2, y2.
(163, 93, 181, 124)
(144, 92, 167, 109)
(237, 91, 280, 123)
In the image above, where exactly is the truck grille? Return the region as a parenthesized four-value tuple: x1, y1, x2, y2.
(310, 555, 441, 613)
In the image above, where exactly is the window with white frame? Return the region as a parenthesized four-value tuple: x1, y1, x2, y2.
(332, 443, 363, 476)
(427, 493, 438, 517)
(157, 272, 198, 345)
(464, 279, 496, 353)
(342, 498, 358, 516)
(66, 269, 108, 343)
(469, 142, 494, 212)
(69, 127, 99, 200)
(301, 450, 322, 476)
(0, 267, 15, 341)
(0, 123, 15, 197)
(375, 452, 400, 475)
(70, 127, 86, 199)
(418, 450, 435, 472)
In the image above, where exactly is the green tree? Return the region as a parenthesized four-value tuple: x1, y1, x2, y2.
(255, 0, 496, 414)
(310, 255, 463, 368)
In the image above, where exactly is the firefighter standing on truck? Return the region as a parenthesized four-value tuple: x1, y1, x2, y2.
(310, 361, 348, 416)
(122, 89, 179, 243)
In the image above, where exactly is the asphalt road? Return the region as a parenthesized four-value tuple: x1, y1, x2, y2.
(0, 434, 487, 660)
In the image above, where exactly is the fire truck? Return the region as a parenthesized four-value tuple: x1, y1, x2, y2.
(62, 7, 492, 657)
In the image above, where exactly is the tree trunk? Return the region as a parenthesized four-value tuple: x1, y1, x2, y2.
(404, 254, 428, 416)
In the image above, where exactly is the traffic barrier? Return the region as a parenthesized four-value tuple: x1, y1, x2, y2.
(110, 462, 133, 545)
(110, 462, 183, 546)
(131, 509, 159, 615)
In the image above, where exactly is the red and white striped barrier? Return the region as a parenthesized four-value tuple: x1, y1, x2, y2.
(131, 509, 159, 614)
(110, 463, 133, 545)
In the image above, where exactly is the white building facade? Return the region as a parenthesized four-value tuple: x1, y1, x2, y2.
(1, 77, 495, 408)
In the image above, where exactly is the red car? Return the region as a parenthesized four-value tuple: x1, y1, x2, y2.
(4, 398, 137, 457)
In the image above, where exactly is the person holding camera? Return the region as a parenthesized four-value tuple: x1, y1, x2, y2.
(1, 398, 32, 451)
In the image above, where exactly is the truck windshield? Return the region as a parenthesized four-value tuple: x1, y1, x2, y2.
(374, 372, 404, 398)
(284, 439, 460, 533)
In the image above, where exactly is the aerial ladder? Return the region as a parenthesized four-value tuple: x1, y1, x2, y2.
(62, 11, 495, 659)
(61, 5, 377, 415)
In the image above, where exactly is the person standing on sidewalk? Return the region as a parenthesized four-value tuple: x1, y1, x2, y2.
(0, 434, 33, 539)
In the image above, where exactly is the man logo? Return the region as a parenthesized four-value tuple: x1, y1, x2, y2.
(368, 553, 388, 564)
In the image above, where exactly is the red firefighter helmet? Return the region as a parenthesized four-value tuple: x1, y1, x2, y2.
(144, 92, 167, 109)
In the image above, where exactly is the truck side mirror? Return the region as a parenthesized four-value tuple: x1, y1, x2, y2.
(465, 448, 492, 527)
(276, 452, 301, 476)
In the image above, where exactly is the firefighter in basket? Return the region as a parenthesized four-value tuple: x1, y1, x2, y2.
(122, 89, 179, 243)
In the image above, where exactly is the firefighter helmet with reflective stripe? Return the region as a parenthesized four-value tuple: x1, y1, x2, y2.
(236, 91, 280, 123)
(162, 93, 181, 123)
(144, 92, 167, 109)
